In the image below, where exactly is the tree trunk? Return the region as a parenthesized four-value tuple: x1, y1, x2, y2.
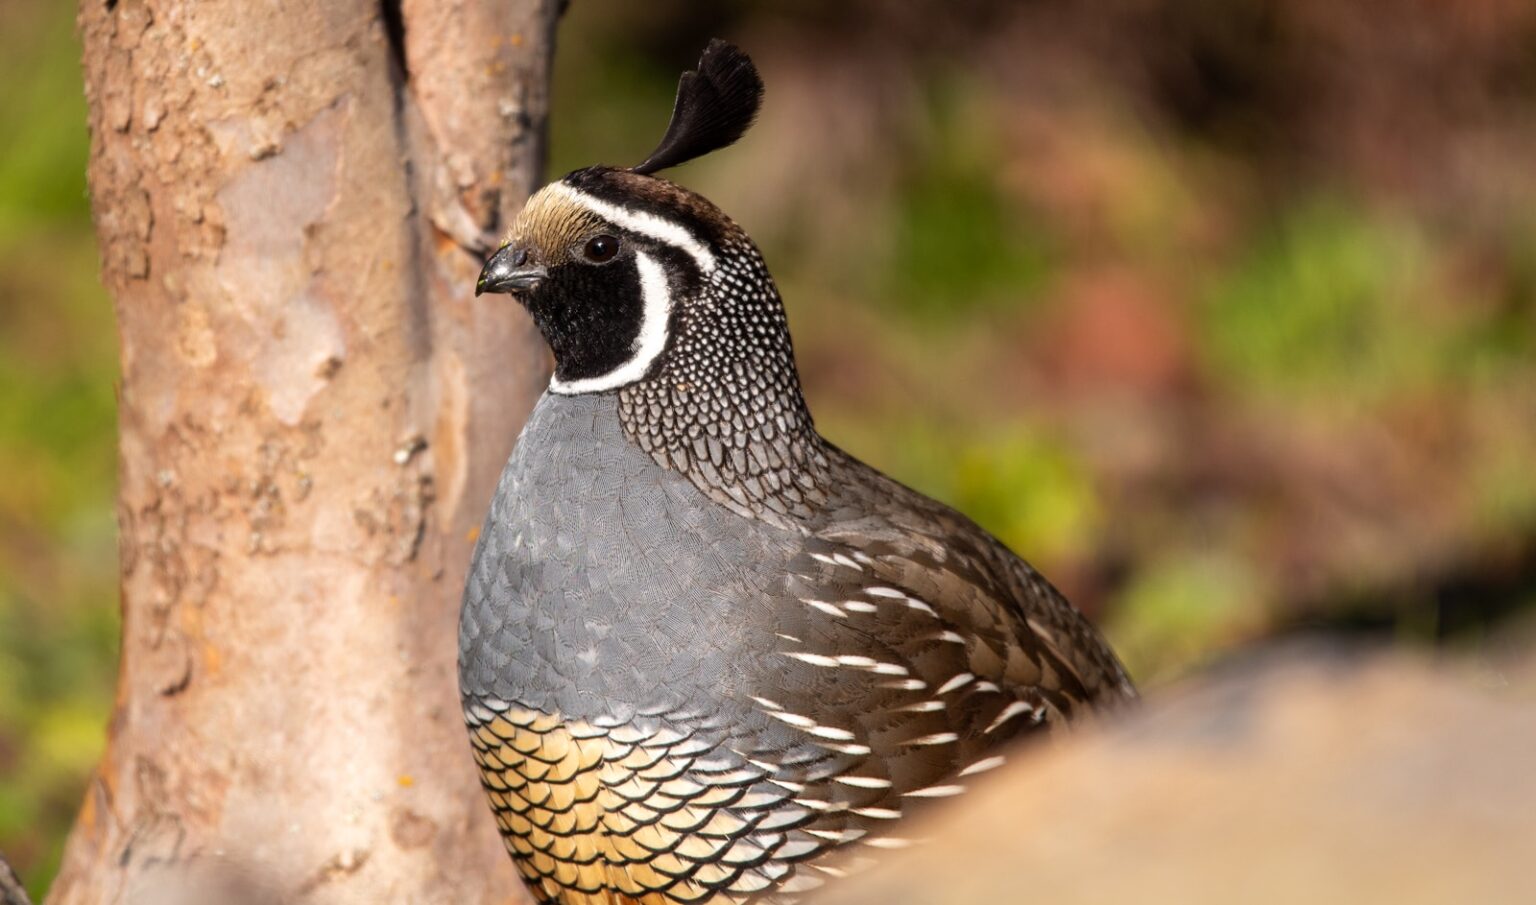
(50, 1, 558, 901)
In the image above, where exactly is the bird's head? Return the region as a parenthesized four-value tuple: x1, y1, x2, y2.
(478, 40, 773, 397)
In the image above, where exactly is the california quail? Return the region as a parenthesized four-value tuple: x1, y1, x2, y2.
(460, 40, 1135, 905)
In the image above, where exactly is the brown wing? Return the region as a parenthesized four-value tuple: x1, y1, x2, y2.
(734, 447, 1136, 851)
(645, 482, 1134, 887)
(817, 446, 1135, 709)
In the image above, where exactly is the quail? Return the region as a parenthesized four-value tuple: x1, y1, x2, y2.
(460, 40, 1135, 905)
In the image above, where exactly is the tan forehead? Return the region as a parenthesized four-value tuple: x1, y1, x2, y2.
(509, 185, 605, 262)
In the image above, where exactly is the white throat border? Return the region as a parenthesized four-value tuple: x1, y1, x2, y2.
(548, 250, 672, 396)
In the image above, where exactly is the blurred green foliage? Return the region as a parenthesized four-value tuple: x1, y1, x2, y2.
(1110, 552, 1267, 679)
(5, 0, 1536, 895)
(1202, 201, 1431, 401)
(0, 3, 91, 231)
(883, 79, 1056, 319)
(0, 1, 119, 896)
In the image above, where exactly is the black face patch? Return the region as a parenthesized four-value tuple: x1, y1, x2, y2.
(517, 236, 705, 389)
(524, 252, 647, 386)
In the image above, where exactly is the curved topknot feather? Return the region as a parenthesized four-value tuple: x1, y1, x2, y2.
(631, 39, 764, 176)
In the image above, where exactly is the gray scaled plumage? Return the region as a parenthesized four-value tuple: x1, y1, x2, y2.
(460, 39, 1135, 905)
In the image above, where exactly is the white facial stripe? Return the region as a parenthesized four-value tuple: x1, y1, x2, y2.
(547, 182, 717, 274)
(548, 250, 671, 395)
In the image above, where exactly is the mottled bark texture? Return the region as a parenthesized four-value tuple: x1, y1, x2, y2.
(52, 1, 558, 901)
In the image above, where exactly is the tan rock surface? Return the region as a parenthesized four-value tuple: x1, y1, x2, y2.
(817, 642, 1536, 905)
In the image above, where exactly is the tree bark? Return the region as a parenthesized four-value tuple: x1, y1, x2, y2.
(51, 1, 557, 901)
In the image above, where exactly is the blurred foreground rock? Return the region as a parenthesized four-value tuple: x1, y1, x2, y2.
(817, 641, 1536, 905)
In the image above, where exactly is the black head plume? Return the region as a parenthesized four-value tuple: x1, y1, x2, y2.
(631, 39, 764, 176)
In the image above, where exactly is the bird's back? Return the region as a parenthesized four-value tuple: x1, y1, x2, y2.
(814, 446, 1135, 709)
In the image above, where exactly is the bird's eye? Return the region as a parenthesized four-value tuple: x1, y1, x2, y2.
(582, 234, 620, 263)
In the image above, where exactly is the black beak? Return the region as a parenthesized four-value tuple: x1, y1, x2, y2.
(476, 245, 547, 296)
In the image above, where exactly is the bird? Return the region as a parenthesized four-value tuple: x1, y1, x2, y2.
(460, 39, 1135, 905)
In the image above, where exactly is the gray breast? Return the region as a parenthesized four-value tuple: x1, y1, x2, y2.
(458, 391, 804, 724)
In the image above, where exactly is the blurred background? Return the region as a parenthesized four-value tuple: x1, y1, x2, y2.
(4, 0, 1536, 895)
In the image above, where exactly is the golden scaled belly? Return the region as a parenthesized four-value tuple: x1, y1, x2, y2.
(466, 703, 829, 905)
